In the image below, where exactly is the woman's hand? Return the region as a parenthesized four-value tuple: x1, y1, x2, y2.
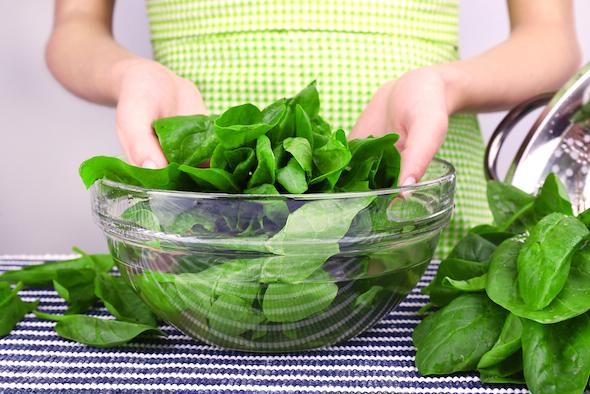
(350, 67, 454, 186)
(115, 60, 208, 168)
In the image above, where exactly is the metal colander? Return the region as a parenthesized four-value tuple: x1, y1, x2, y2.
(485, 62, 590, 214)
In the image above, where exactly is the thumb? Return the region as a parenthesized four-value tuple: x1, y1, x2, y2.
(350, 82, 394, 139)
(116, 101, 168, 168)
(398, 112, 448, 185)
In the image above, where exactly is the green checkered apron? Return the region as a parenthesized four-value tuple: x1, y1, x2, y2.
(146, 0, 491, 257)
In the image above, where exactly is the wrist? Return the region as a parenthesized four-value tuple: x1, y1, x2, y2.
(430, 64, 471, 115)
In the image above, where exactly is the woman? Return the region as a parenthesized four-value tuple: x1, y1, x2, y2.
(46, 0, 580, 255)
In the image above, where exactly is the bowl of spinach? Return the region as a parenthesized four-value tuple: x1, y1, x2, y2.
(83, 82, 455, 352)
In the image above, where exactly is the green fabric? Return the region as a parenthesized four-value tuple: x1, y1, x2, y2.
(146, 0, 491, 257)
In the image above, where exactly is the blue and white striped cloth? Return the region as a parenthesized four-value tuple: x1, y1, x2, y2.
(0, 256, 529, 393)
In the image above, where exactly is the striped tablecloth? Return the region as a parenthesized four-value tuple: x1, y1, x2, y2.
(0, 256, 529, 394)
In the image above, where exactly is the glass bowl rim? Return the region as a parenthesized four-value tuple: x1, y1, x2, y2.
(94, 157, 455, 200)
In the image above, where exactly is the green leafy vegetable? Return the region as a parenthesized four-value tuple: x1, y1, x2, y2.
(534, 173, 573, 217)
(95, 273, 157, 326)
(413, 294, 507, 375)
(487, 180, 535, 233)
(247, 135, 276, 188)
(442, 274, 487, 292)
(487, 238, 590, 324)
(276, 157, 308, 194)
(522, 315, 590, 394)
(79, 156, 189, 190)
(153, 114, 217, 166)
(477, 313, 522, 369)
(178, 165, 240, 193)
(53, 268, 97, 314)
(0, 248, 113, 286)
(262, 271, 338, 322)
(283, 137, 313, 175)
(422, 233, 496, 307)
(0, 282, 38, 337)
(417, 172, 590, 393)
(214, 101, 286, 149)
(34, 311, 164, 348)
(517, 213, 588, 310)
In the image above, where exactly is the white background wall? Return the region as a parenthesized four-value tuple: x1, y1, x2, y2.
(1, 1, 589, 254)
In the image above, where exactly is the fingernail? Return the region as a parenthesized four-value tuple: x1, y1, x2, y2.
(142, 160, 157, 169)
(402, 176, 416, 187)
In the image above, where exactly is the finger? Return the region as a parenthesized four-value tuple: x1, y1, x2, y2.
(350, 82, 393, 139)
(116, 99, 168, 168)
(175, 78, 209, 116)
(398, 112, 448, 184)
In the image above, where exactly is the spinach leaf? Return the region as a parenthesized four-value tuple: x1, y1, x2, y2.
(486, 238, 590, 323)
(0, 282, 38, 337)
(79, 156, 190, 190)
(290, 80, 320, 120)
(276, 157, 308, 194)
(517, 213, 588, 310)
(478, 351, 525, 385)
(152, 114, 218, 166)
(214, 101, 286, 149)
(442, 274, 487, 292)
(121, 205, 161, 232)
(487, 180, 535, 232)
(207, 294, 264, 337)
(337, 134, 400, 190)
(262, 270, 338, 322)
(259, 254, 330, 284)
(0, 249, 113, 286)
(578, 207, 590, 229)
(310, 134, 351, 187)
(247, 135, 276, 188)
(413, 293, 507, 375)
(244, 184, 289, 229)
(166, 208, 217, 235)
(283, 137, 313, 176)
(178, 165, 240, 193)
(468, 224, 514, 246)
(267, 196, 374, 256)
(534, 173, 573, 217)
(354, 286, 384, 308)
(294, 104, 314, 148)
(34, 311, 164, 348)
(95, 273, 157, 326)
(423, 233, 496, 306)
(477, 313, 523, 369)
(210, 146, 257, 187)
(522, 314, 590, 394)
(53, 268, 97, 314)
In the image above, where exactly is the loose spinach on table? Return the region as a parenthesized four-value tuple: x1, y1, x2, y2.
(0, 249, 162, 348)
(416, 173, 590, 394)
(0, 282, 38, 337)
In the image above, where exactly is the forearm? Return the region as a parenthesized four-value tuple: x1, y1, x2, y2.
(439, 25, 580, 114)
(46, 3, 142, 106)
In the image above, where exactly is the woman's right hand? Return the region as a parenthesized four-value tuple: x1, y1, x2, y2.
(115, 59, 208, 168)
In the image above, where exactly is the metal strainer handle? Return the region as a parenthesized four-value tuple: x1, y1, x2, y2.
(484, 92, 555, 181)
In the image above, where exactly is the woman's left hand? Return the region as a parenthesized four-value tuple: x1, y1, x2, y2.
(350, 67, 455, 186)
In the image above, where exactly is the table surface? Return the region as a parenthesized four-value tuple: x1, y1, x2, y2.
(0, 255, 530, 394)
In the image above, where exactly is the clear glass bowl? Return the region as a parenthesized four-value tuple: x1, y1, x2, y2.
(90, 158, 455, 352)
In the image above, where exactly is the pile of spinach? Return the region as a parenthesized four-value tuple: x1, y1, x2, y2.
(79, 81, 400, 194)
(416, 173, 590, 394)
(0, 249, 164, 347)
